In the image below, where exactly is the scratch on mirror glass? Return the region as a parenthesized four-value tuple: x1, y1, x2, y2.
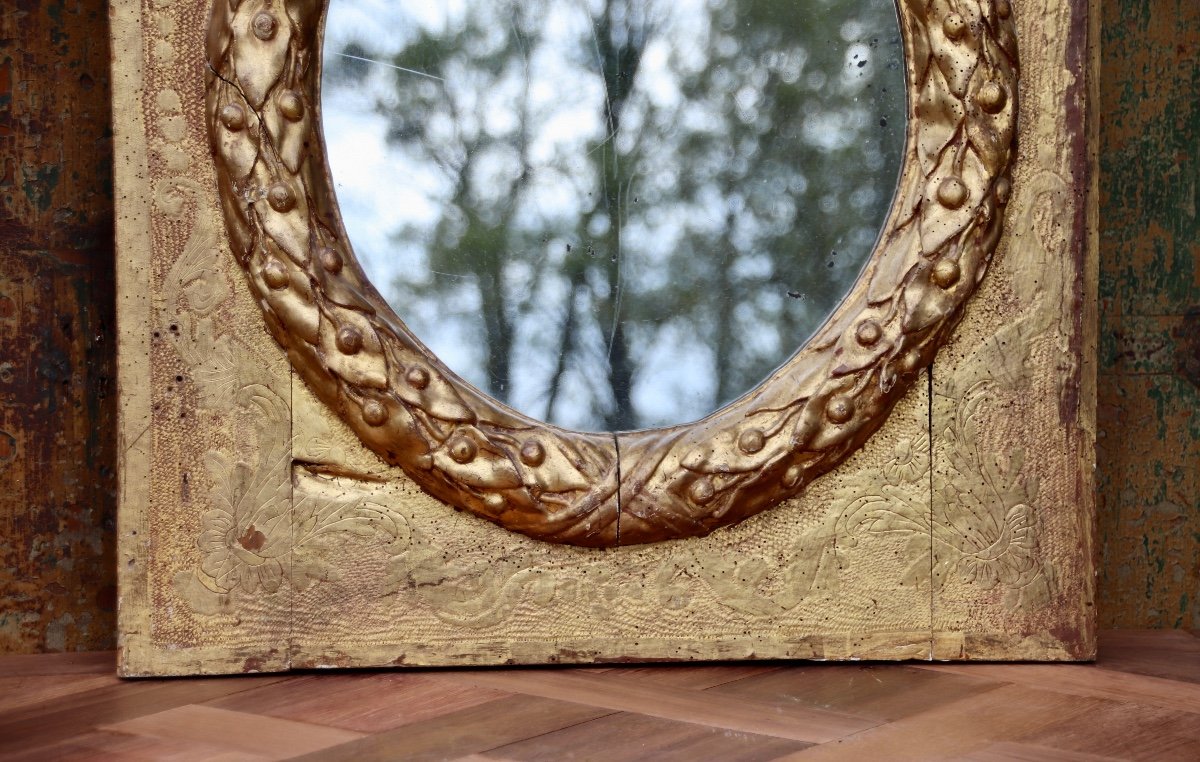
(608, 174, 639, 357)
(587, 131, 617, 158)
(578, 0, 624, 359)
(335, 52, 444, 82)
(509, 9, 530, 70)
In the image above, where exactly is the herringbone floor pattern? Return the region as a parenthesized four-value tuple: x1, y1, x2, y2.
(1, 631, 1197, 760)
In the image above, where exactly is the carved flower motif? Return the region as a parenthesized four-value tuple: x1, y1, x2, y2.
(159, 180, 230, 317)
(883, 434, 930, 486)
(181, 268, 230, 315)
(197, 507, 286, 594)
(957, 503, 1037, 590)
(193, 433, 292, 596)
(190, 417, 412, 601)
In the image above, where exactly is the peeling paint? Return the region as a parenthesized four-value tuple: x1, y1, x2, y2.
(1097, 0, 1200, 629)
(0, 0, 116, 654)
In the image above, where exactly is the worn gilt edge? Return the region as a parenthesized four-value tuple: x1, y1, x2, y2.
(928, 0, 1098, 661)
(112, 0, 157, 674)
(205, 0, 1018, 547)
(1079, 0, 1100, 657)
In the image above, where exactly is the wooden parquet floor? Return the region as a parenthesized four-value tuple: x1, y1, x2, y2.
(0, 631, 1197, 761)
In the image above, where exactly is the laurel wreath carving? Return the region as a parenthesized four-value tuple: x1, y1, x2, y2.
(205, 0, 1018, 547)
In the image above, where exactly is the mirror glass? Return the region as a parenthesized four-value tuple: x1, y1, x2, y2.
(322, 0, 905, 432)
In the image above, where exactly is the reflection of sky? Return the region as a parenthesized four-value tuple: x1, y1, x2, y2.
(322, 0, 905, 432)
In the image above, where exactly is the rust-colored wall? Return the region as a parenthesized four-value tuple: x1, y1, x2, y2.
(0, 0, 117, 652)
(0, 1, 1195, 652)
(1096, 0, 1200, 629)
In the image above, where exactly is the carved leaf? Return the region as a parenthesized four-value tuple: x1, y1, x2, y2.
(838, 486, 931, 540)
(965, 70, 1015, 173)
(777, 532, 841, 607)
(867, 216, 920, 304)
(899, 533, 935, 589)
(692, 556, 784, 617)
(928, 0, 981, 98)
(283, 0, 323, 48)
(915, 64, 962, 177)
(229, 0, 292, 108)
(315, 265, 376, 314)
(215, 167, 255, 258)
(252, 172, 311, 265)
(516, 438, 592, 493)
(293, 492, 410, 551)
(918, 147, 988, 255)
(317, 306, 388, 389)
(261, 84, 312, 174)
(211, 81, 260, 180)
(194, 338, 240, 409)
(206, 0, 235, 67)
(430, 426, 524, 491)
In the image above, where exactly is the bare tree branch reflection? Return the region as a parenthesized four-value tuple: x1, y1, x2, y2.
(324, 0, 905, 432)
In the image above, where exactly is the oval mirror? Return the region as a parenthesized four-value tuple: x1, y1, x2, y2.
(206, 0, 1017, 546)
(321, 0, 907, 433)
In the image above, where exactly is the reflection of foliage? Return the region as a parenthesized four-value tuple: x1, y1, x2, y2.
(327, 0, 905, 430)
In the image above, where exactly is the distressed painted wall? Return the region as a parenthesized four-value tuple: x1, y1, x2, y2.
(0, 0, 117, 652)
(0, 1, 1196, 652)
(1097, 0, 1200, 629)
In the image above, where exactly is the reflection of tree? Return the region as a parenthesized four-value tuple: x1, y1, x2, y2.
(327, 0, 904, 432)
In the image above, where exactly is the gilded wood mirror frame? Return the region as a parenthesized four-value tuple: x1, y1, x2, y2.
(113, 0, 1096, 675)
(205, 0, 1017, 547)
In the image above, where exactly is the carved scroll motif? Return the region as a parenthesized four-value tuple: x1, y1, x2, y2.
(205, 0, 1019, 547)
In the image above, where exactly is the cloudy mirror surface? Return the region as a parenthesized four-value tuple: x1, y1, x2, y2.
(322, 0, 906, 432)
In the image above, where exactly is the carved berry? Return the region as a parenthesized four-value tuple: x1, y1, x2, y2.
(252, 12, 277, 41)
(484, 493, 505, 510)
(826, 397, 855, 424)
(335, 325, 363, 354)
(448, 436, 477, 464)
(737, 428, 765, 454)
(219, 103, 246, 131)
(856, 320, 882, 347)
(278, 90, 304, 121)
(937, 177, 969, 209)
(262, 258, 289, 290)
(782, 465, 803, 489)
(267, 183, 295, 212)
(977, 81, 1007, 114)
(943, 13, 967, 40)
(689, 478, 715, 504)
(520, 440, 546, 467)
(995, 177, 1012, 205)
(933, 259, 962, 288)
(362, 399, 388, 426)
(319, 247, 343, 273)
(405, 366, 430, 390)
